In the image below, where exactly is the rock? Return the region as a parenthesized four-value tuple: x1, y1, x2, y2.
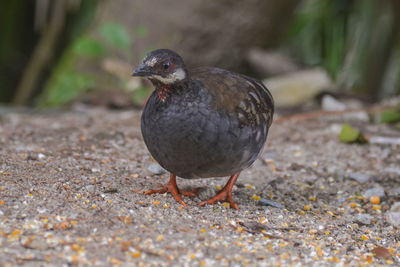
(196, 187, 216, 201)
(341, 111, 369, 122)
(85, 185, 95, 193)
(91, 168, 100, 173)
(321, 95, 346, 111)
(363, 187, 385, 199)
(264, 68, 332, 107)
(257, 198, 284, 209)
(390, 202, 400, 212)
(386, 212, 400, 227)
(37, 207, 47, 214)
(385, 167, 400, 175)
(262, 151, 277, 161)
(247, 48, 298, 76)
(389, 187, 400, 197)
(21, 236, 49, 250)
(347, 172, 371, 184)
(354, 213, 373, 225)
(147, 163, 166, 175)
(369, 136, 400, 145)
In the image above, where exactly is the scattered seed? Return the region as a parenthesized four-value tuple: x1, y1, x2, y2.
(349, 202, 358, 208)
(373, 205, 381, 211)
(129, 251, 141, 258)
(370, 195, 380, 204)
(311, 162, 318, 168)
(110, 258, 122, 264)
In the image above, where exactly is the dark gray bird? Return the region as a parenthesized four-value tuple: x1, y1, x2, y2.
(132, 49, 274, 209)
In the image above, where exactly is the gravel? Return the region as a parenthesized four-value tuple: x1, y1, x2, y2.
(0, 106, 399, 266)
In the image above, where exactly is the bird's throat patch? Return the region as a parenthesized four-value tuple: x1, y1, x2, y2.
(156, 85, 173, 101)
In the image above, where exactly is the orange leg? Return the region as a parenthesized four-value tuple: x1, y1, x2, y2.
(199, 173, 240, 210)
(144, 173, 196, 207)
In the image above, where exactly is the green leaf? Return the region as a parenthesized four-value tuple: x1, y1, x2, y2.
(100, 22, 131, 49)
(132, 86, 152, 106)
(378, 110, 400, 124)
(339, 123, 368, 144)
(73, 37, 105, 57)
(134, 26, 148, 38)
(45, 72, 95, 106)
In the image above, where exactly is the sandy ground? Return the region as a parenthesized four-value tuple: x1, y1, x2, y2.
(0, 105, 399, 266)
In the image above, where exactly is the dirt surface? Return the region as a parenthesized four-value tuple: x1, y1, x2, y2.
(0, 105, 399, 266)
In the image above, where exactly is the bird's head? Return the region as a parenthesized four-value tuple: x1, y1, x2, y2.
(132, 49, 188, 85)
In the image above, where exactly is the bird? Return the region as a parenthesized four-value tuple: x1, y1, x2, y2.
(132, 49, 274, 209)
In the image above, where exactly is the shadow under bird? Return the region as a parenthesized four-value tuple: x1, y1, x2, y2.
(132, 49, 274, 209)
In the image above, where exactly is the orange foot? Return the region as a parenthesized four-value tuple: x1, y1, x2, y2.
(145, 173, 196, 207)
(199, 173, 240, 210)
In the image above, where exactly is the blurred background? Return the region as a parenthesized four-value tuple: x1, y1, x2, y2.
(1, 0, 399, 110)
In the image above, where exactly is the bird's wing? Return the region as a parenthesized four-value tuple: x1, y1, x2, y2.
(191, 67, 274, 127)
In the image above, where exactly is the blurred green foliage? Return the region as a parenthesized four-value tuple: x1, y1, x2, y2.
(44, 72, 95, 106)
(73, 37, 106, 57)
(378, 110, 400, 124)
(288, 0, 348, 79)
(39, 22, 149, 107)
(100, 22, 131, 50)
(132, 86, 152, 106)
(287, 0, 400, 98)
(134, 26, 148, 38)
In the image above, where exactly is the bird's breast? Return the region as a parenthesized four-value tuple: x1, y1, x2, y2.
(141, 91, 267, 178)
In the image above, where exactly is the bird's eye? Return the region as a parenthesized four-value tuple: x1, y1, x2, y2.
(163, 62, 170, 70)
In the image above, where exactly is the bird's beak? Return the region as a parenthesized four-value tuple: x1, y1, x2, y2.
(132, 63, 152, 77)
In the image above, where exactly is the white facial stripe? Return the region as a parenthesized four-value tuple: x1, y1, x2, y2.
(171, 68, 186, 81)
(146, 57, 157, 67)
(150, 68, 186, 84)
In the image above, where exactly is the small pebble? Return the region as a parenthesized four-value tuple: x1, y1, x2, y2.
(85, 185, 95, 193)
(257, 198, 284, 209)
(321, 95, 346, 111)
(389, 187, 400, 197)
(262, 151, 277, 162)
(386, 212, 400, 227)
(363, 187, 385, 199)
(147, 163, 166, 175)
(196, 187, 216, 201)
(347, 172, 371, 183)
(354, 214, 373, 225)
(91, 168, 100, 173)
(389, 202, 400, 212)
